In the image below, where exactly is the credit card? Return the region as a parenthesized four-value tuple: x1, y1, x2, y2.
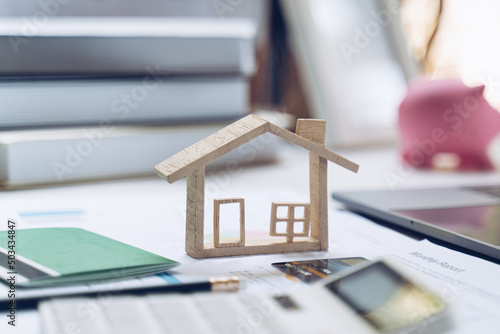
(272, 257, 369, 283)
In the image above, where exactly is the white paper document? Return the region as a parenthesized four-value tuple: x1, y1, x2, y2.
(1, 179, 500, 333)
(390, 240, 500, 333)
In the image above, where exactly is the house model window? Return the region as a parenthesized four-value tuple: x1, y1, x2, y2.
(155, 115, 359, 258)
(270, 203, 311, 243)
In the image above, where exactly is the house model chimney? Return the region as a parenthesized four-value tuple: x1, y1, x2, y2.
(295, 119, 328, 249)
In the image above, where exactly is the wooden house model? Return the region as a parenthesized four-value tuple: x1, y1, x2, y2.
(155, 115, 359, 258)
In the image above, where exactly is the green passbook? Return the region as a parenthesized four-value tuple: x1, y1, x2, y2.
(0, 228, 179, 287)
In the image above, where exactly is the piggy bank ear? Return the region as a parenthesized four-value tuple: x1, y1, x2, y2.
(475, 84, 485, 95)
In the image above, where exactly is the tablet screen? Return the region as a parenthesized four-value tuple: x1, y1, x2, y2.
(396, 205, 500, 246)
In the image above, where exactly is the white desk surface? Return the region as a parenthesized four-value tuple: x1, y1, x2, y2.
(2, 143, 500, 334)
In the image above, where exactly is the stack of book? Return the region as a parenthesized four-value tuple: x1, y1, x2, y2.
(0, 17, 261, 188)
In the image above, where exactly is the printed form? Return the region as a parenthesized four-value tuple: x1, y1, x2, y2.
(1, 180, 500, 333)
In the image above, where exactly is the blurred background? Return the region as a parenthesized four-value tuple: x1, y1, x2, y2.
(1, 0, 499, 188)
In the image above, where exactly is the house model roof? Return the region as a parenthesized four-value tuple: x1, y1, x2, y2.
(155, 114, 359, 183)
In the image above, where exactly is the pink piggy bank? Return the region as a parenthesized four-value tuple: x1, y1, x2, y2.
(398, 79, 500, 170)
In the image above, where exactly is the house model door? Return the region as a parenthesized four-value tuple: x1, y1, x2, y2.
(213, 198, 245, 248)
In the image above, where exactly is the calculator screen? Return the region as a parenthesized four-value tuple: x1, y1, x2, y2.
(325, 261, 445, 332)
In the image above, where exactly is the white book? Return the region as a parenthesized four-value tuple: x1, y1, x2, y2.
(0, 120, 277, 188)
(0, 76, 248, 128)
(0, 17, 257, 75)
